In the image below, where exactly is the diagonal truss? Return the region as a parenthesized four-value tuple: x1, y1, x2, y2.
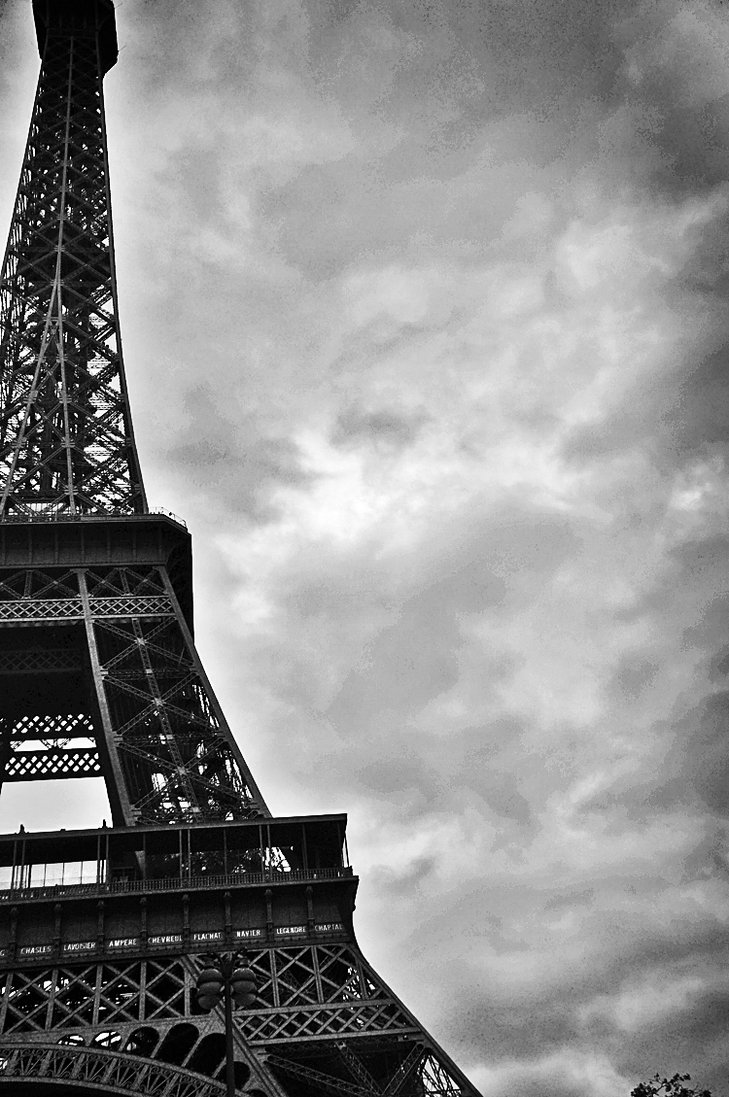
(0, 27, 145, 517)
(0, 562, 268, 824)
(0, 945, 472, 1095)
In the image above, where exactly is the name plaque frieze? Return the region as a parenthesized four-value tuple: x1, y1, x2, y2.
(1, 923, 345, 962)
(19, 944, 53, 957)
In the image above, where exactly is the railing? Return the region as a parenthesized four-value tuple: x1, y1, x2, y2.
(0, 506, 187, 528)
(0, 865, 354, 903)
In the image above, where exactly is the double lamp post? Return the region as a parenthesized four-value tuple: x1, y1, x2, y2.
(195, 953, 257, 1097)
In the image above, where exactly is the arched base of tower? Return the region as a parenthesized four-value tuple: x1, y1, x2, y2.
(0, 1041, 229, 1096)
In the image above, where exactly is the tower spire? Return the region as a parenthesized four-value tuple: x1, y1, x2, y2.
(0, 0, 144, 517)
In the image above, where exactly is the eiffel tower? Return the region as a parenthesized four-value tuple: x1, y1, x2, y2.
(0, 3, 481, 1095)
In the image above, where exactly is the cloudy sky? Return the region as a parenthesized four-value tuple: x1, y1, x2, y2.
(2, 0, 729, 1093)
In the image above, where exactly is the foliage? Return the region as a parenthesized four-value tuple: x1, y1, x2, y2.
(632, 1074, 714, 1097)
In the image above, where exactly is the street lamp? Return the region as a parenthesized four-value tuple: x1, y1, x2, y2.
(195, 953, 257, 1097)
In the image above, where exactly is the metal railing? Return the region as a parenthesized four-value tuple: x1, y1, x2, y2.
(0, 506, 187, 528)
(0, 865, 354, 903)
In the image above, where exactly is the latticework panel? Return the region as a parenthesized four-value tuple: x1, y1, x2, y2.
(0, 567, 79, 600)
(0, 944, 476, 1096)
(86, 566, 265, 824)
(0, 711, 98, 781)
(0, 946, 416, 1040)
(0, 563, 266, 822)
(0, 958, 189, 1035)
(0, 28, 145, 516)
(3, 744, 101, 780)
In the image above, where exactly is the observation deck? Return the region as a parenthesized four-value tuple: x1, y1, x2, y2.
(0, 816, 358, 967)
(0, 510, 194, 631)
(33, 0, 119, 74)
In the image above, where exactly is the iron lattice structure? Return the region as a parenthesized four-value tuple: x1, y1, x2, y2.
(0, 3, 482, 1096)
(0, 0, 143, 518)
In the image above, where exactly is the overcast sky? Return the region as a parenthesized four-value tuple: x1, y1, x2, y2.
(2, 0, 729, 1093)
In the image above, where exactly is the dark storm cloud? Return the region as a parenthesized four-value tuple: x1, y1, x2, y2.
(667, 687, 729, 817)
(613, 4, 729, 198)
(304, 0, 631, 124)
(332, 404, 429, 449)
(165, 384, 311, 521)
(669, 343, 729, 457)
(611, 983, 729, 1084)
(252, 0, 729, 278)
(249, 0, 635, 277)
(419, 872, 729, 1082)
(563, 198, 729, 469)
